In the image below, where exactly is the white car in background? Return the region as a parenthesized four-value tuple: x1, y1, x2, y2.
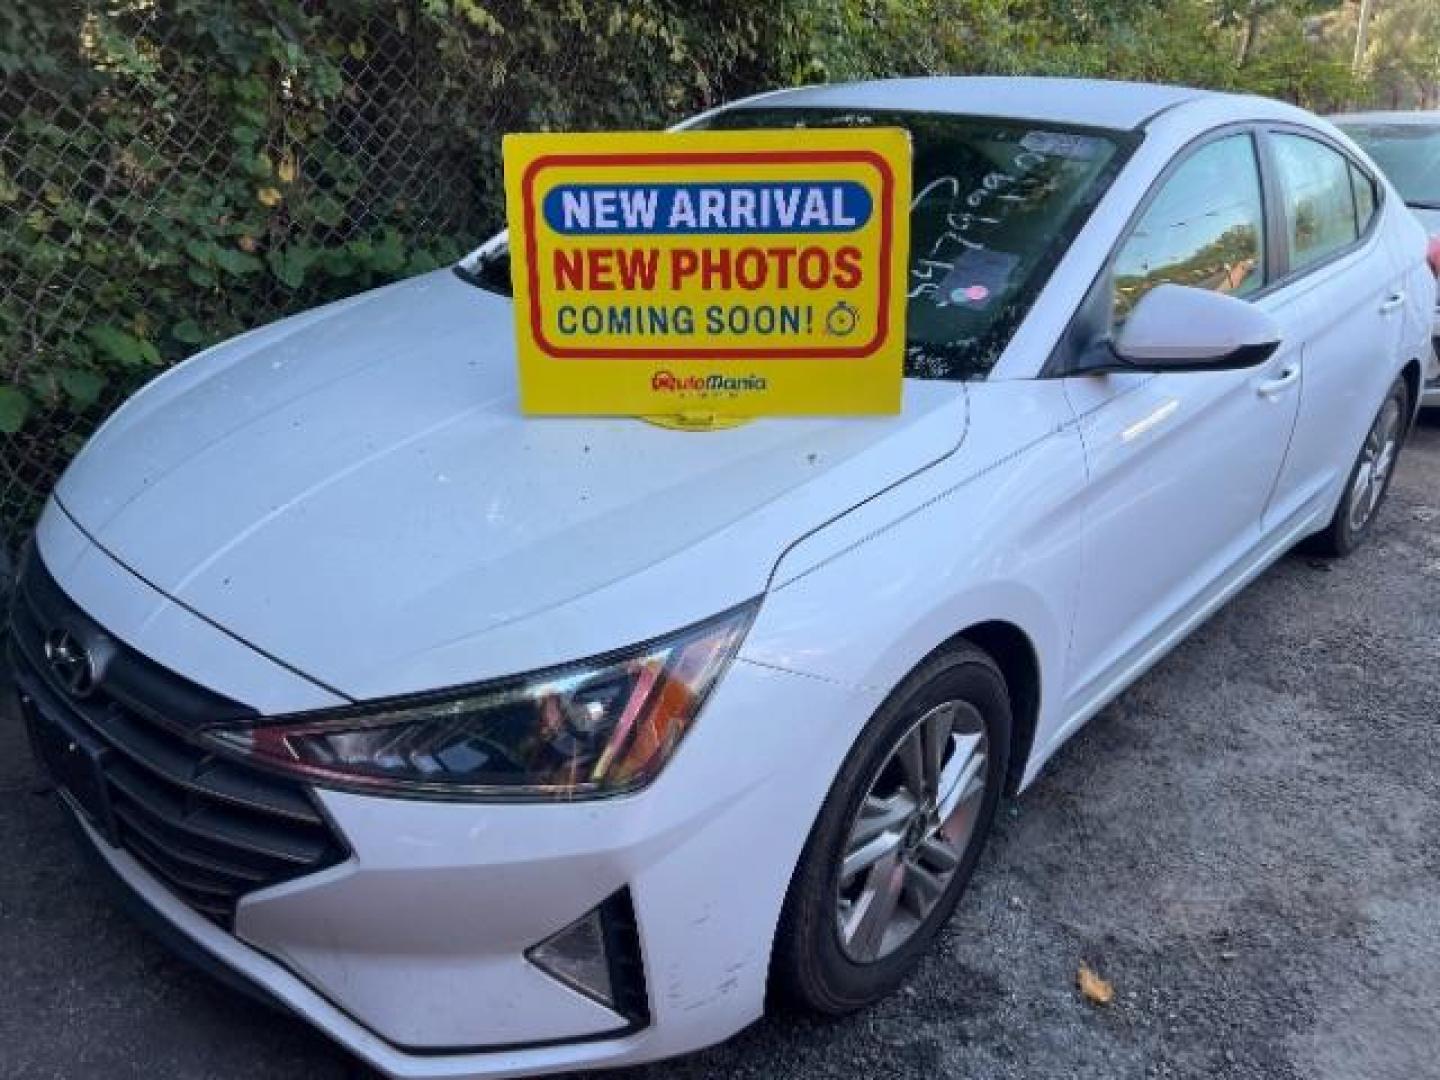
(7, 78, 1436, 1079)
(1333, 111, 1440, 407)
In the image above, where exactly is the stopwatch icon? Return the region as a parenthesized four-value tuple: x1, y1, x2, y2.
(826, 301, 859, 337)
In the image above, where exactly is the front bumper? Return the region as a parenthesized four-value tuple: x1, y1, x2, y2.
(63, 807, 656, 1079)
(38, 657, 864, 1079)
(14, 520, 878, 1077)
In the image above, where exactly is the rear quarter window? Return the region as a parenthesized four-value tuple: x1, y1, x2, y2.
(1349, 161, 1377, 233)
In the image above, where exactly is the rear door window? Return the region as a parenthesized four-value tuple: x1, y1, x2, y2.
(1271, 133, 1361, 273)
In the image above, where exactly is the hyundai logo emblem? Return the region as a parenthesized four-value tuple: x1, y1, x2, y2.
(43, 629, 96, 699)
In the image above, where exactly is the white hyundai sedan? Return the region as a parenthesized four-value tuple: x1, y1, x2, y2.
(7, 78, 1436, 1079)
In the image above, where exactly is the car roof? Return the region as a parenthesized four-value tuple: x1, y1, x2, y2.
(731, 76, 1220, 131)
(1331, 111, 1440, 127)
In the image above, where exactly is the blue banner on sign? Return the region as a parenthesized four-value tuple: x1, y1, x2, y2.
(542, 182, 873, 236)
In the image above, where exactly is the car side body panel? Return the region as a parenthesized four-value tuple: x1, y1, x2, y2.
(754, 92, 1430, 798)
(750, 380, 1086, 790)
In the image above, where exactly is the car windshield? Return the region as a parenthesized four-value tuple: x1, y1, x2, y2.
(1340, 122, 1440, 209)
(460, 108, 1128, 380)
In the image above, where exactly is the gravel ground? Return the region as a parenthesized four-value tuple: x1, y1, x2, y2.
(2, 418, 1438, 1080)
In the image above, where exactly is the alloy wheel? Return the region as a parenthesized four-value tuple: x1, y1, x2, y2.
(835, 700, 989, 963)
(1348, 393, 1402, 535)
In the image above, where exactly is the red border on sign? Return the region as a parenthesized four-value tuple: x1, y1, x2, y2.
(520, 150, 896, 360)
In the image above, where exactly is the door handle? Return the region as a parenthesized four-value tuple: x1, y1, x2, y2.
(1257, 364, 1300, 398)
(1380, 291, 1406, 314)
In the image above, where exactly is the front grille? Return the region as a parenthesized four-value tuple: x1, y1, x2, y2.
(7, 543, 347, 928)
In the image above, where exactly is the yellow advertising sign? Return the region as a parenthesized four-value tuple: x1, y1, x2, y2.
(502, 128, 911, 419)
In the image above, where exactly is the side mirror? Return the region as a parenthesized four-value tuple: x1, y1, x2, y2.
(1105, 284, 1282, 373)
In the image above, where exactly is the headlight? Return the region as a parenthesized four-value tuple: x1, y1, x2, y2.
(204, 601, 757, 800)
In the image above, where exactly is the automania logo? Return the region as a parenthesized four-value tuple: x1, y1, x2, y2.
(651, 371, 769, 393)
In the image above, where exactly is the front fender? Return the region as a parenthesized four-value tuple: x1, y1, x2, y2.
(741, 380, 1086, 789)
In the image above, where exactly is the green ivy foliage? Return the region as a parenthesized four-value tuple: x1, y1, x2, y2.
(0, 1, 799, 441)
(2, 3, 443, 434)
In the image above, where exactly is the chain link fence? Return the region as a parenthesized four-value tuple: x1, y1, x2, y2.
(0, 4, 493, 559)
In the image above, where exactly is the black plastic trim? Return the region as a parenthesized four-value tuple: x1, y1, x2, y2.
(523, 888, 651, 1031)
(598, 889, 651, 1027)
(61, 804, 294, 1014)
(1075, 338, 1282, 376)
(9, 540, 348, 927)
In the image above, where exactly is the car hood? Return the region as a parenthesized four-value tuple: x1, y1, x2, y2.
(56, 270, 967, 703)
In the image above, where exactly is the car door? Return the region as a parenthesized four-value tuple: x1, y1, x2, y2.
(1257, 129, 1408, 529)
(1058, 129, 1303, 717)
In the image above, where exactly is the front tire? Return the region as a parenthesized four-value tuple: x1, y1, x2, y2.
(771, 642, 1011, 1014)
(1306, 374, 1411, 558)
